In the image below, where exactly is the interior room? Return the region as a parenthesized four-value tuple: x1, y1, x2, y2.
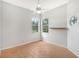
(0, 0, 79, 58)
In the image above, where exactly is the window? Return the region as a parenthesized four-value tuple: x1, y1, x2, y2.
(32, 16, 39, 32)
(42, 18, 48, 32)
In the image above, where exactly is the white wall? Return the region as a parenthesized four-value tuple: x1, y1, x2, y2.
(2, 2, 40, 50)
(42, 4, 67, 47)
(0, 0, 3, 50)
(68, 0, 79, 57)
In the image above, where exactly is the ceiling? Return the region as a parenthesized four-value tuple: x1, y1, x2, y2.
(3, 0, 69, 12)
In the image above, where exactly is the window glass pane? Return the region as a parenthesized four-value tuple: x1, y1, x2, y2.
(32, 26, 38, 32)
(32, 16, 38, 32)
(42, 18, 48, 32)
(43, 19, 48, 25)
(32, 16, 38, 25)
(43, 26, 48, 32)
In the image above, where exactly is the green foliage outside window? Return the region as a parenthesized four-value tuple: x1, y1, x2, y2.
(32, 16, 38, 32)
(32, 26, 38, 32)
(32, 16, 48, 33)
(42, 18, 48, 32)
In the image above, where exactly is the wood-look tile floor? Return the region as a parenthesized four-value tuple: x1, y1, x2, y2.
(1, 40, 77, 58)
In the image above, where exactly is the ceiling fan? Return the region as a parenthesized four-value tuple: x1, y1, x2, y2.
(35, 0, 46, 14)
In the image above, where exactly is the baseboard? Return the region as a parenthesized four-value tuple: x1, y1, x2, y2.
(1, 39, 41, 50)
(68, 48, 79, 58)
(43, 40, 67, 48)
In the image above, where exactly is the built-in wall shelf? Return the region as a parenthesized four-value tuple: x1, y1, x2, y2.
(50, 28, 68, 30)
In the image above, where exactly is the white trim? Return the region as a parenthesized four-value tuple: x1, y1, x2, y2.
(1, 39, 41, 50)
(68, 48, 79, 58)
(43, 40, 67, 48)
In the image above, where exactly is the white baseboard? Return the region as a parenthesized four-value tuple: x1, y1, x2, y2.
(68, 48, 79, 58)
(1, 39, 41, 50)
(43, 40, 67, 48)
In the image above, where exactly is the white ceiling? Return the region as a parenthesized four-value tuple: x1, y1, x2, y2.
(3, 0, 69, 12)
